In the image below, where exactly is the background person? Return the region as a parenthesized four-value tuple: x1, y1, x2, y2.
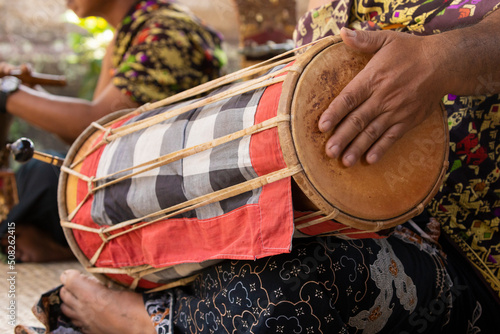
(16, 0, 500, 333)
(0, 0, 225, 262)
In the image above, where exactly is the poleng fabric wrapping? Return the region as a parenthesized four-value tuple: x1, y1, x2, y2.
(71, 73, 295, 289)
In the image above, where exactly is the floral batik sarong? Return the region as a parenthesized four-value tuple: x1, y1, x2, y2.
(18, 219, 500, 333)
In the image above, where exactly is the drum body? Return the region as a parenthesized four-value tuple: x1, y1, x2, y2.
(59, 37, 448, 290)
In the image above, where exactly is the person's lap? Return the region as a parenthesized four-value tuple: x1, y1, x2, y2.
(145, 221, 498, 333)
(18, 219, 499, 334)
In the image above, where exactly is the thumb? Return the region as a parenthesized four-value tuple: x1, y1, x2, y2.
(340, 27, 389, 54)
(20, 63, 33, 75)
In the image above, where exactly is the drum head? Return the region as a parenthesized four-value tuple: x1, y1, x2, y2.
(279, 39, 449, 229)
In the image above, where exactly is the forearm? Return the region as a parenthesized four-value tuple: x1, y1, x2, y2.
(5, 79, 138, 144)
(431, 8, 500, 96)
(7, 86, 95, 144)
(94, 40, 115, 99)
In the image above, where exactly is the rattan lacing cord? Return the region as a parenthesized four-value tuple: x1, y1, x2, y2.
(69, 67, 295, 169)
(67, 43, 313, 169)
(99, 39, 317, 129)
(92, 114, 291, 190)
(294, 211, 386, 236)
(61, 102, 302, 288)
(60, 38, 328, 289)
(61, 165, 303, 289)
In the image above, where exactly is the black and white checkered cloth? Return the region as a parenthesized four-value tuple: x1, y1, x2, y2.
(91, 85, 267, 226)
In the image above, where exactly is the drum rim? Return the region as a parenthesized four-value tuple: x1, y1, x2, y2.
(58, 108, 134, 288)
(277, 36, 450, 231)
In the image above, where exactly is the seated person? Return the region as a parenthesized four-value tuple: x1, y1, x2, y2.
(0, 0, 224, 262)
(16, 0, 500, 333)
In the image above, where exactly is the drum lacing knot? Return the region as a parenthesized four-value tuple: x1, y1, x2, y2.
(122, 269, 141, 290)
(97, 227, 109, 243)
(88, 176, 96, 194)
(102, 127, 113, 144)
(124, 267, 139, 278)
(286, 64, 302, 74)
(91, 122, 108, 132)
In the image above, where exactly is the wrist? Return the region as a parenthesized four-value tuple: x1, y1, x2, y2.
(0, 76, 21, 114)
(417, 34, 454, 99)
(432, 13, 500, 96)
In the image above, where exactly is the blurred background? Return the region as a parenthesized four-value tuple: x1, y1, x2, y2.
(0, 0, 309, 153)
(0, 1, 314, 328)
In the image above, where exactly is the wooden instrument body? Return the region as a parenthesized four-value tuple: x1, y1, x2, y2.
(58, 36, 449, 290)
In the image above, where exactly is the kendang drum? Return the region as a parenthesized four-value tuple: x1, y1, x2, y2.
(58, 36, 449, 291)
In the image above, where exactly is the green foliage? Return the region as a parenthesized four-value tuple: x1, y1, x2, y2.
(65, 12, 114, 100)
(8, 119, 28, 142)
(76, 16, 112, 35)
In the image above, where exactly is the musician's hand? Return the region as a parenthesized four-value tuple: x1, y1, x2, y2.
(15, 64, 37, 88)
(0, 63, 38, 88)
(0, 62, 17, 77)
(319, 28, 447, 167)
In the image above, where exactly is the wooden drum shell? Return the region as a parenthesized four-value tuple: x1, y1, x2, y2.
(58, 36, 449, 290)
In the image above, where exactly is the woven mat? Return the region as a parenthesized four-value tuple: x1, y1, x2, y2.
(0, 260, 83, 332)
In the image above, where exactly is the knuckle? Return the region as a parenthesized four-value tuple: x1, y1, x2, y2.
(337, 92, 358, 111)
(328, 110, 344, 125)
(364, 124, 381, 141)
(347, 114, 366, 132)
(322, 108, 340, 125)
(384, 129, 403, 143)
